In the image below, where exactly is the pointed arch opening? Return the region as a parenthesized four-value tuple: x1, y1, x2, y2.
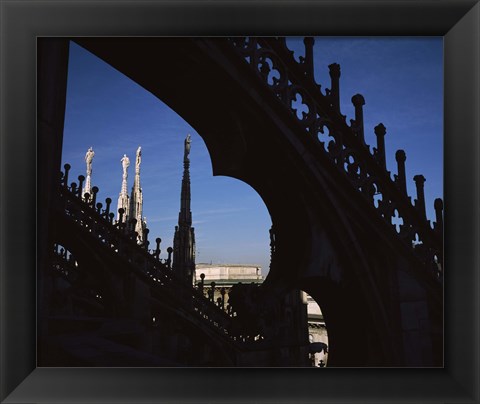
(62, 41, 273, 276)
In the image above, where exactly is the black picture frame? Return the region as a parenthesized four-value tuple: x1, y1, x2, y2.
(1, 1, 479, 402)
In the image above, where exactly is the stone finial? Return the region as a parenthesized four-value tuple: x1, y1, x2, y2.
(91, 186, 99, 206)
(351, 94, 365, 108)
(303, 37, 315, 78)
(329, 62, 341, 79)
(413, 174, 426, 184)
(155, 238, 161, 259)
(77, 175, 85, 197)
(413, 175, 426, 219)
(374, 123, 386, 134)
(63, 164, 71, 187)
(118, 208, 125, 224)
(395, 150, 407, 194)
(105, 198, 112, 218)
(434, 198, 444, 234)
(166, 247, 173, 268)
(395, 149, 406, 163)
(374, 123, 387, 169)
(328, 63, 341, 113)
(434, 198, 443, 210)
(351, 94, 366, 144)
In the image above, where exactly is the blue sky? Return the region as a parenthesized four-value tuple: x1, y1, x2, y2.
(62, 37, 443, 276)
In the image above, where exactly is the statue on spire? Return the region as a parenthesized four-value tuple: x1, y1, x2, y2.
(135, 146, 142, 173)
(117, 154, 130, 222)
(83, 147, 95, 198)
(184, 134, 191, 161)
(85, 147, 94, 176)
(121, 154, 130, 178)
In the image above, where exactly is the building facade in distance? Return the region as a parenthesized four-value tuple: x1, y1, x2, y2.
(195, 263, 329, 366)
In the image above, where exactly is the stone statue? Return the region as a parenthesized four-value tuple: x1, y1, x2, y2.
(135, 146, 142, 172)
(85, 147, 94, 176)
(184, 134, 191, 160)
(121, 154, 130, 177)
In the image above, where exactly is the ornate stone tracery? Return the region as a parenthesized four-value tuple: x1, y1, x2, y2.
(229, 37, 443, 281)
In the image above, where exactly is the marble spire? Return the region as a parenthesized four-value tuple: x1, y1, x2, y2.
(173, 135, 196, 284)
(117, 154, 130, 221)
(129, 146, 146, 243)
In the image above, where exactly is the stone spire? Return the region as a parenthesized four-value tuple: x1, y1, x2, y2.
(129, 146, 146, 243)
(82, 147, 94, 198)
(173, 134, 196, 284)
(117, 154, 130, 222)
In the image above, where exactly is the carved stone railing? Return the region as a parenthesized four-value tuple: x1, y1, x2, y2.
(57, 164, 268, 344)
(228, 37, 443, 282)
(52, 244, 79, 282)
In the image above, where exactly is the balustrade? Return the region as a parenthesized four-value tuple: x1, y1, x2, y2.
(228, 37, 443, 282)
(57, 166, 267, 343)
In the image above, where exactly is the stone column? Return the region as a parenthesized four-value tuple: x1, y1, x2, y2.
(395, 150, 407, 194)
(328, 63, 341, 113)
(374, 123, 387, 169)
(413, 174, 427, 219)
(351, 94, 366, 144)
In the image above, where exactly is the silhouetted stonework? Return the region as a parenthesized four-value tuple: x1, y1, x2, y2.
(43, 152, 311, 366)
(37, 37, 443, 367)
(172, 135, 196, 284)
(230, 37, 443, 276)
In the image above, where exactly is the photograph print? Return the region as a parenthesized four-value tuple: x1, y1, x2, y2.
(37, 36, 443, 367)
